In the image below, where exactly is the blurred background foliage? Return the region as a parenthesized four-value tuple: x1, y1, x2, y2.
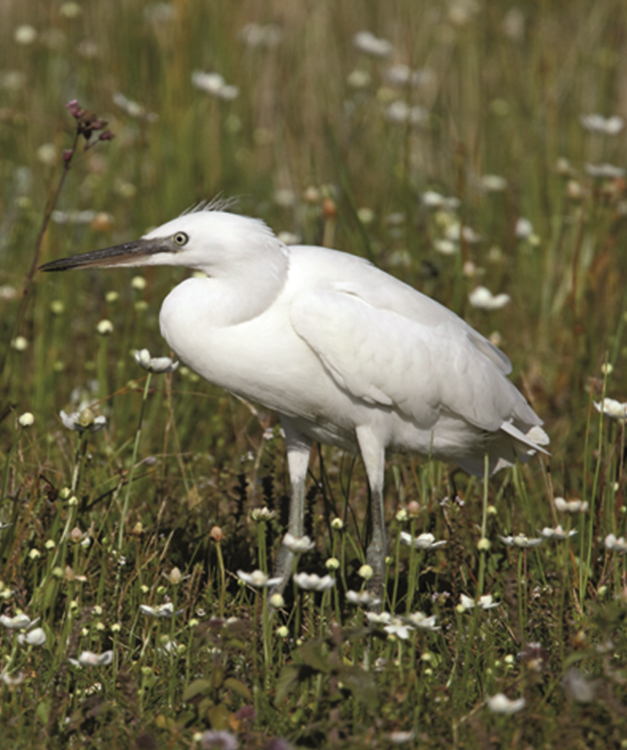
(0, 1, 627, 745)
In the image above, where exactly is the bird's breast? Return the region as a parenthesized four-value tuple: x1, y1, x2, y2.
(158, 278, 351, 425)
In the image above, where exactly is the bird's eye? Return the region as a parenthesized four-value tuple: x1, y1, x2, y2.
(173, 232, 189, 247)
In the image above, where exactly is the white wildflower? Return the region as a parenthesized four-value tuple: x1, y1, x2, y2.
(71, 650, 114, 667)
(191, 71, 239, 100)
(0, 613, 37, 630)
(515, 217, 534, 238)
(500, 533, 543, 548)
(604, 534, 627, 553)
(293, 572, 335, 592)
(353, 30, 392, 57)
(469, 286, 511, 311)
(133, 348, 179, 374)
(239, 22, 283, 48)
(346, 590, 381, 607)
(486, 693, 525, 714)
(459, 593, 500, 610)
(17, 627, 46, 646)
(140, 602, 179, 618)
(585, 163, 625, 179)
(282, 533, 315, 553)
(14, 25, 37, 45)
(399, 531, 447, 550)
(405, 611, 439, 631)
(18, 412, 35, 427)
(594, 398, 627, 420)
(236, 570, 283, 588)
(554, 497, 588, 513)
(540, 525, 577, 540)
(60, 408, 107, 433)
(113, 93, 158, 122)
(480, 174, 508, 192)
(386, 101, 428, 126)
(580, 114, 624, 135)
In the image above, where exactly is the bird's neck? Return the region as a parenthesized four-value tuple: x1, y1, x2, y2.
(193, 247, 290, 326)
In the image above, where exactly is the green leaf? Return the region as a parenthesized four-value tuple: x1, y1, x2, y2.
(223, 677, 252, 701)
(337, 665, 378, 708)
(294, 639, 332, 673)
(183, 678, 212, 702)
(275, 664, 301, 703)
(208, 702, 230, 730)
(36, 699, 51, 725)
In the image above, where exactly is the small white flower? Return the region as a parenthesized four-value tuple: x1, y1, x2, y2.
(293, 572, 335, 592)
(346, 69, 371, 89)
(383, 618, 413, 640)
(358, 564, 374, 580)
(140, 602, 178, 618)
(282, 533, 315, 553)
(486, 693, 526, 714)
(604, 533, 627, 553)
(480, 174, 507, 192)
(515, 217, 534, 238)
(60, 408, 107, 433)
(11, 336, 28, 351)
(250, 507, 276, 522)
(353, 30, 393, 57)
(459, 594, 500, 611)
(96, 319, 114, 335)
(500, 534, 543, 548)
(385, 101, 428, 126)
(346, 590, 381, 607)
(0, 671, 25, 686)
(389, 730, 414, 744)
(239, 22, 283, 49)
(540, 525, 577, 540)
(445, 222, 481, 243)
(366, 611, 392, 625)
(366, 611, 414, 639)
(580, 114, 624, 135)
(594, 398, 627, 420)
(72, 650, 114, 667)
(18, 627, 46, 646)
(191, 71, 239, 100)
(18, 412, 35, 427)
(133, 348, 179, 374)
(0, 613, 37, 630)
(422, 190, 454, 208)
(434, 239, 459, 256)
(236, 570, 283, 588)
(555, 497, 588, 513)
(585, 163, 625, 179)
(14, 25, 37, 45)
(405, 611, 440, 631)
(399, 531, 447, 550)
(469, 286, 511, 311)
(113, 92, 158, 122)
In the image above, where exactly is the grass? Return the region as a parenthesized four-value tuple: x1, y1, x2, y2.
(1, 0, 627, 747)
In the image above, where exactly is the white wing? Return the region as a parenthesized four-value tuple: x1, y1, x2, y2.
(290, 286, 541, 434)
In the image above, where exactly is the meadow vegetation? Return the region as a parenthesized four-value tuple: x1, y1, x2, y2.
(1, 0, 627, 747)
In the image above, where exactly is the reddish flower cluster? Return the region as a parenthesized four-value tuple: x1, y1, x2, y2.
(65, 99, 114, 143)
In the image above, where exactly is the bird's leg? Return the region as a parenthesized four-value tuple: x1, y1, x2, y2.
(356, 426, 388, 608)
(271, 418, 312, 593)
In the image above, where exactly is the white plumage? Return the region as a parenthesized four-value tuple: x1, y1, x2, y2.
(41, 207, 549, 592)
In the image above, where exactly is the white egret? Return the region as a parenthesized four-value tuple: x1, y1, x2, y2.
(41, 206, 549, 592)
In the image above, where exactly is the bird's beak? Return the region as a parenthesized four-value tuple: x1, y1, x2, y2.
(39, 237, 170, 272)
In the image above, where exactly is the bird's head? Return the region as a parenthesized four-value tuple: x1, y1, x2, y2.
(39, 209, 288, 276)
